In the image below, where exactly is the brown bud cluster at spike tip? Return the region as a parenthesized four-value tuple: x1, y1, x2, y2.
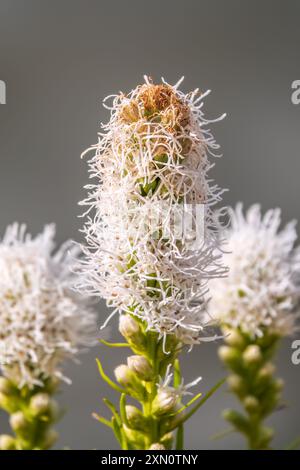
(120, 82, 190, 131)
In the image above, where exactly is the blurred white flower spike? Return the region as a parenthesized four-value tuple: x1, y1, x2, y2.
(210, 203, 300, 338)
(0, 223, 96, 388)
(78, 76, 227, 344)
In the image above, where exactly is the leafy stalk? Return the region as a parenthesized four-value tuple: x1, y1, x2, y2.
(94, 314, 224, 450)
(219, 327, 283, 449)
(0, 376, 60, 450)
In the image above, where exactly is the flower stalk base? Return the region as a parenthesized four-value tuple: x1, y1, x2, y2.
(95, 314, 224, 450)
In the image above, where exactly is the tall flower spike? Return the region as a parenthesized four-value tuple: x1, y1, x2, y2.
(0, 223, 97, 450)
(78, 76, 227, 344)
(210, 204, 300, 449)
(79, 77, 226, 450)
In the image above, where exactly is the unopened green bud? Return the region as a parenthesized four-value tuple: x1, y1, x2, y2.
(125, 405, 149, 431)
(274, 378, 284, 392)
(243, 345, 262, 365)
(0, 434, 16, 450)
(243, 395, 259, 413)
(123, 424, 146, 448)
(149, 443, 165, 450)
(114, 365, 145, 399)
(223, 409, 249, 434)
(30, 393, 51, 416)
(258, 426, 274, 448)
(127, 355, 153, 381)
(0, 377, 14, 395)
(258, 362, 275, 379)
(160, 432, 174, 450)
(223, 327, 245, 349)
(227, 374, 244, 394)
(119, 315, 145, 350)
(43, 429, 58, 449)
(0, 392, 11, 412)
(218, 345, 240, 367)
(10, 411, 28, 433)
(152, 388, 178, 416)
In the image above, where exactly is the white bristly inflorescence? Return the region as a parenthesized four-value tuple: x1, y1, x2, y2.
(209, 203, 300, 337)
(77, 76, 227, 344)
(0, 223, 96, 388)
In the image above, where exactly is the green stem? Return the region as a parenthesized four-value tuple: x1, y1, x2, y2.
(95, 314, 222, 450)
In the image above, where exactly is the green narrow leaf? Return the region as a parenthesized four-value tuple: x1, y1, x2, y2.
(285, 435, 300, 450)
(174, 393, 202, 415)
(96, 358, 126, 394)
(92, 412, 113, 429)
(103, 398, 122, 426)
(211, 427, 235, 441)
(99, 339, 131, 348)
(173, 359, 181, 388)
(111, 417, 122, 446)
(119, 394, 130, 427)
(170, 378, 225, 431)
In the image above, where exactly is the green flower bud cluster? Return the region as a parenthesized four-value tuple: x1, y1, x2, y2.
(219, 326, 281, 449)
(0, 376, 60, 450)
(95, 314, 223, 450)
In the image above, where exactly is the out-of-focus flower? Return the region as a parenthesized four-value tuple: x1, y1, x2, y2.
(0, 223, 96, 387)
(210, 203, 300, 337)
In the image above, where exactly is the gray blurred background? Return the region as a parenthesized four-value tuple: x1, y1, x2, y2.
(1, 0, 300, 450)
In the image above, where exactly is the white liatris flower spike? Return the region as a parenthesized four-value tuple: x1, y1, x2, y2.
(0, 223, 97, 388)
(82, 78, 227, 450)
(209, 203, 300, 338)
(77, 76, 227, 344)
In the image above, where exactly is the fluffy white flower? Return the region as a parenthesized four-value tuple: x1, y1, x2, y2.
(209, 204, 300, 337)
(0, 223, 97, 387)
(77, 77, 227, 344)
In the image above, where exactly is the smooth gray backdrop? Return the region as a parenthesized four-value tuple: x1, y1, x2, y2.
(1, 0, 300, 450)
